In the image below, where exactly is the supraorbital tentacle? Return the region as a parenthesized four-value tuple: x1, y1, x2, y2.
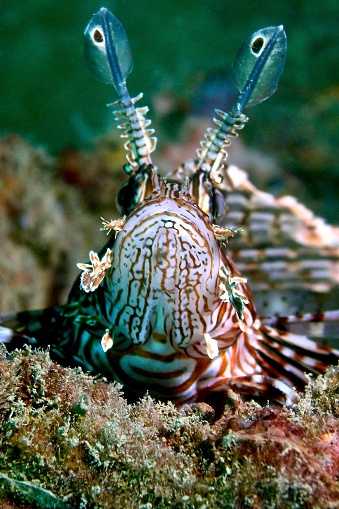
(110, 93, 157, 167)
(197, 108, 248, 173)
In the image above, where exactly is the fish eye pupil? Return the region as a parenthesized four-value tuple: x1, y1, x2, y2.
(251, 36, 264, 54)
(93, 29, 104, 43)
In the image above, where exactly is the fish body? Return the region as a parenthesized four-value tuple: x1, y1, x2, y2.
(1, 8, 338, 407)
(2, 167, 338, 406)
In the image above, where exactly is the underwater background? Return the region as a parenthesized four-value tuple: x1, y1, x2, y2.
(1, 4, 339, 508)
(0, 0, 338, 222)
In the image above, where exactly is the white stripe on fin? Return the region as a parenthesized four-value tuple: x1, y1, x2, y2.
(0, 326, 13, 344)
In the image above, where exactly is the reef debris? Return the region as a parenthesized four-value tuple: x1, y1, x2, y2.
(0, 345, 338, 508)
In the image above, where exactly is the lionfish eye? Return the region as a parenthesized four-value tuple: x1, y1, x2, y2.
(251, 36, 264, 54)
(93, 29, 104, 43)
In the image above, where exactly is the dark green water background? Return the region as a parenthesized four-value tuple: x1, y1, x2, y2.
(0, 0, 338, 221)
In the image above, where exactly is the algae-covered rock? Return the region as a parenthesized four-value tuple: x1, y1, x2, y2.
(0, 345, 338, 508)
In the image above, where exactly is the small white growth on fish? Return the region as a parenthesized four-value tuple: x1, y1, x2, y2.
(77, 248, 113, 292)
(101, 329, 114, 352)
(204, 333, 219, 359)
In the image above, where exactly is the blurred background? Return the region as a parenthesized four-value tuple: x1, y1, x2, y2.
(0, 0, 338, 221)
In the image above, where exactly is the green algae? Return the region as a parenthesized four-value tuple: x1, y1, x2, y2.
(0, 473, 71, 509)
(0, 344, 338, 508)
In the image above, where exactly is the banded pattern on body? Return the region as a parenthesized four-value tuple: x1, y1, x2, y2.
(75, 298, 337, 406)
(1, 174, 338, 406)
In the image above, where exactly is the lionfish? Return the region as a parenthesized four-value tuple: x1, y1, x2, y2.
(1, 8, 338, 407)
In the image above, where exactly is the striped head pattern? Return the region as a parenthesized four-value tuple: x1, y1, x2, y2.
(78, 165, 248, 358)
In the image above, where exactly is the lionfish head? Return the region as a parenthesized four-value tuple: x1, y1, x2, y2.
(80, 8, 286, 355)
(110, 164, 225, 351)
